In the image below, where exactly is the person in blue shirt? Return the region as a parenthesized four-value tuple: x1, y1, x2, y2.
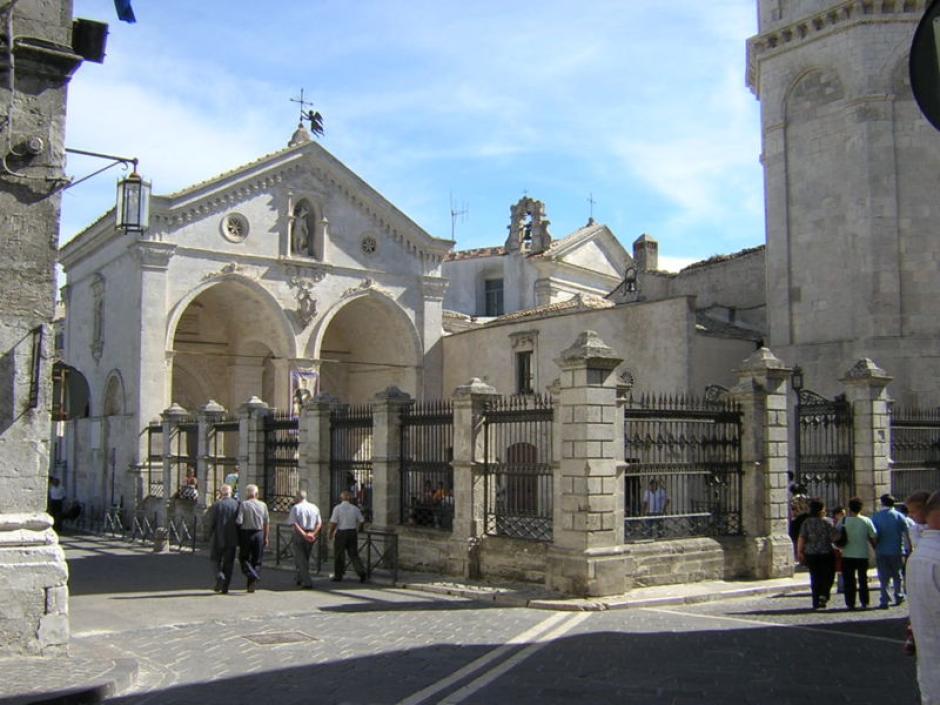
(871, 493, 910, 608)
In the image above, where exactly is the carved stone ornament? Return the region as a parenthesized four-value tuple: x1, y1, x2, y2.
(288, 276, 319, 328)
(341, 277, 392, 299)
(510, 330, 538, 350)
(842, 358, 891, 381)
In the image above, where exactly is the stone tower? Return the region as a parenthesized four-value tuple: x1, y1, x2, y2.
(748, 0, 940, 405)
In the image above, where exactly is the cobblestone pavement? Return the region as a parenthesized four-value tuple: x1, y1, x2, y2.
(35, 535, 922, 705)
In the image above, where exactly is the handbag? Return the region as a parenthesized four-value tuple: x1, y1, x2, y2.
(834, 524, 848, 548)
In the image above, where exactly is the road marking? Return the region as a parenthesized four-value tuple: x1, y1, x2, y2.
(437, 613, 592, 704)
(646, 607, 906, 645)
(393, 612, 576, 705)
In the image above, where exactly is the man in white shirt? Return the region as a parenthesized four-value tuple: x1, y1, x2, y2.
(288, 490, 321, 589)
(907, 490, 940, 705)
(235, 484, 269, 593)
(328, 491, 367, 583)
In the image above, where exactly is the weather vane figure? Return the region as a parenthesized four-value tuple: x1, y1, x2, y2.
(290, 88, 324, 137)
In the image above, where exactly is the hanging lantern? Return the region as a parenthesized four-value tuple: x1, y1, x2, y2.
(115, 168, 151, 233)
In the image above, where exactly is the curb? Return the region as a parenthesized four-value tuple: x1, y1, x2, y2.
(2, 658, 138, 705)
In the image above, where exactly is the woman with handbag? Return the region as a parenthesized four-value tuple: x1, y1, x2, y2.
(797, 498, 838, 610)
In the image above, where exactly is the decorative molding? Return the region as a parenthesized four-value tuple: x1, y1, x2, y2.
(132, 241, 176, 270)
(510, 330, 538, 350)
(220, 212, 249, 243)
(201, 261, 259, 281)
(746, 0, 926, 94)
(90, 274, 105, 363)
(341, 277, 393, 299)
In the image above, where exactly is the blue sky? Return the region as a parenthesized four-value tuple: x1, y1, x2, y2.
(64, 1, 765, 271)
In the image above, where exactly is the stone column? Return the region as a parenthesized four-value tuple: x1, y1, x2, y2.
(371, 387, 413, 530)
(841, 359, 893, 511)
(452, 379, 499, 546)
(197, 400, 226, 509)
(546, 331, 626, 598)
(160, 403, 189, 525)
(299, 395, 335, 513)
(238, 396, 270, 494)
(730, 348, 793, 579)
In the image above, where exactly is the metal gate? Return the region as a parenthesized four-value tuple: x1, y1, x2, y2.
(890, 406, 940, 499)
(795, 390, 854, 509)
(623, 392, 743, 541)
(208, 417, 240, 502)
(144, 422, 164, 498)
(263, 412, 299, 512)
(483, 395, 554, 542)
(400, 400, 454, 530)
(170, 417, 198, 498)
(330, 404, 374, 521)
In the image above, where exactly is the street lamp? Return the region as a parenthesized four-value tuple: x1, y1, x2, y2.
(115, 167, 151, 233)
(791, 365, 804, 393)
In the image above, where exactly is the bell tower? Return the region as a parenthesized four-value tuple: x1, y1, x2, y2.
(748, 0, 940, 404)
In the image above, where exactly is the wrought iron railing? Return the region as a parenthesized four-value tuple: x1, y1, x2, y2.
(890, 406, 940, 499)
(263, 411, 300, 513)
(145, 422, 164, 498)
(623, 393, 743, 541)
(796, 390, 853, 510)
(401, 400, 454, 530)
(208, 416, 240, 502)
(483, 394, 554, 542)
(330, 404, 374, 521)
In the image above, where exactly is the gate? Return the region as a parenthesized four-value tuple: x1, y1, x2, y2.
(263, 412, 299, 512)
(890, 406, 940, 499)
(623, 392, 743, 541)
(208, 416, 240, 502)
(795, 390, 854, 509)
(169, 417, 198, 498)
(483, 395, 553, 542)
(330, 404, 374, 521)
(400, 400, 454, 530)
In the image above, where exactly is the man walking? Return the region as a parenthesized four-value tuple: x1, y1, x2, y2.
(235, 484, 269, 593)
(288, 490, 321, 589)
(841, 497, 878, 610)
(871, 493, 910, 608)
(907, 490, 940, 705)
(328, 490, 367, 583)
(207, 484, 239, 594)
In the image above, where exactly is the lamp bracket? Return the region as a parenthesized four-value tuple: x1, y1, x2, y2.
(51, 147, 140, 191)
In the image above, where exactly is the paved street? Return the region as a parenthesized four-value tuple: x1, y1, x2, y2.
(57, 535, 919, 705)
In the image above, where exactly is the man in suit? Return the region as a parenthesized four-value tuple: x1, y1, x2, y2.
(208, 484, 239, 594)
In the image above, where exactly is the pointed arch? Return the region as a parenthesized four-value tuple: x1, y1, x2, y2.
(103, 370, 126, 416)
(784, 67, 846, 124)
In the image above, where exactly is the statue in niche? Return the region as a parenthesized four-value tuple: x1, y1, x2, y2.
(291, 203, 311, 255)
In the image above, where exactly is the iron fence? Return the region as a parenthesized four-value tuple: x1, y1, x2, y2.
(144, 422, 164, 498)
(796, 390, 854, 510)
(890, 406, 940, 499)
(400, 400, 454, 530)
(330, 404, 374, 521)
(169, 418, 198, 501)
(263, 412, 300, 513)
(623, 393, 743, 541)
(483, 395, 554, 542)
(208, 417, 240, 502)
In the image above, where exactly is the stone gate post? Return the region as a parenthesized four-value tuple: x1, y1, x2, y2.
(452, 379, 499, 561)
(730, 348, 793, 579)
(371, 387, 413, 530)
(197, 400, 225, 509)
(298, 395, 333, 512)
(841, 359, 893, 511)
(160, 403, 189, 525)
(238, 396, 269, 496)
(546, 331, 626, 598)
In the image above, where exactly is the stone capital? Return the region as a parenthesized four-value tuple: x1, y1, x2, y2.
(453, 377, 498, 399)
(238, 396, 269, 414)
(555, 330, 621, 371)
(198, 399, 227, 418)
(161, 402, 190, 421)
(840, 358, 892, 385)
(373, 385, 413, 404)
(132, 241, 176, 270)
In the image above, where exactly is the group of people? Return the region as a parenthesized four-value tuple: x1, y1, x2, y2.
(206, 486, 368, 595)
(794, 490, 940, 704)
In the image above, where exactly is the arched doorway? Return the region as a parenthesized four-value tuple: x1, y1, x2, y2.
(315, 294, 421, 403)
(170, 279, 293, 413)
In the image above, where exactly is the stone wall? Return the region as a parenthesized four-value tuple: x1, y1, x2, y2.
(0, 0, 83, 655)
(623, 538, 727, 587)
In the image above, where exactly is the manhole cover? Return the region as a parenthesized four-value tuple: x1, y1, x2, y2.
(244, 631, 316, 645)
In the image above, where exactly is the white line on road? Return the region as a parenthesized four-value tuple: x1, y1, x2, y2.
(393, 612, 580, 705)
(646, 607, 906, 645)
(436, 612, 592, 705)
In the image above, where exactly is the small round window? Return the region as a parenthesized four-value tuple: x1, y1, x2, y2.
(361, 235, 377, 255)
(221, 213, 249, 243)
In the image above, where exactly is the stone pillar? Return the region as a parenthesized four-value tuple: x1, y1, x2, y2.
(299, 395, 335, 514)
(452, 379, 499, 547)
(371, 387, 413, 530)
(546, 331, 626, 598)
(160, 403, 189, 525)
(841, 359, 893, 511)
(730, 348, 793, 579)
(197, 400, 226, 509)
(238, 396, 269, 494)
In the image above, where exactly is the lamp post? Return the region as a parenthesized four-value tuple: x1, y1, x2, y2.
(62, 148, 151, 233)
(792, 365, 804, 485)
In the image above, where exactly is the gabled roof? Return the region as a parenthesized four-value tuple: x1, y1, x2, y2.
(445, 246, 507, 262)
(490, 292, 614, 323)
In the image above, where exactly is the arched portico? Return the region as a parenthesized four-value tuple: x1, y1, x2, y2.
(168, 278, 295, 412)
(310, 292, 422, 403)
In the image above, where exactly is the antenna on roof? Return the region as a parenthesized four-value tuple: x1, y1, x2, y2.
(587, 192, 597, 224)
(449, 193, 469, 240)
